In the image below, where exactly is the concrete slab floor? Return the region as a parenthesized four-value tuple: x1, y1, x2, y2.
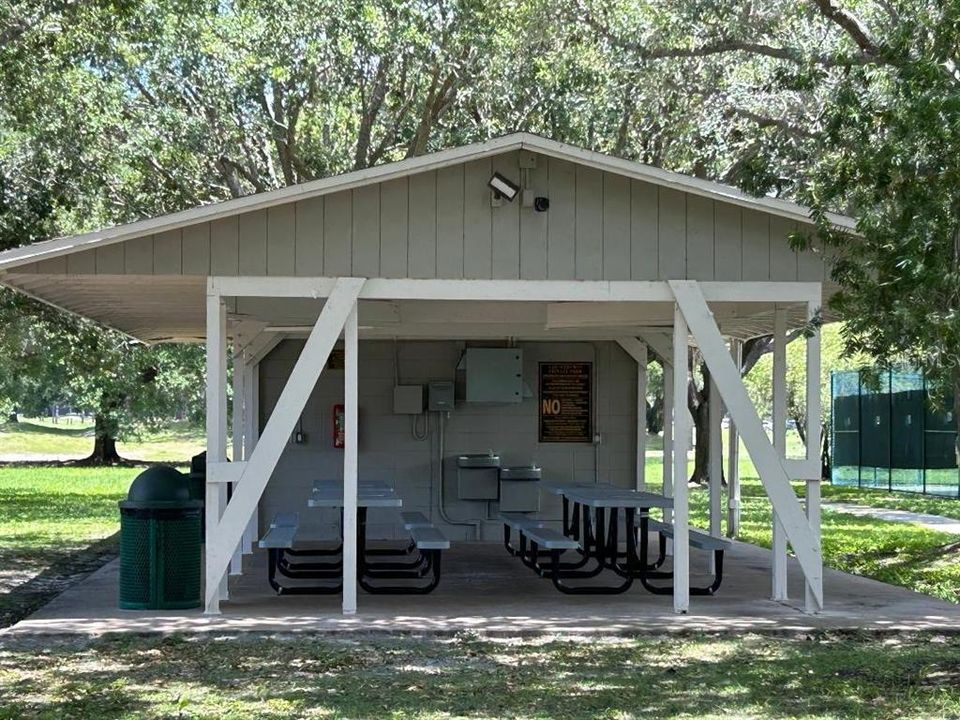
(3, 541, 958, 637)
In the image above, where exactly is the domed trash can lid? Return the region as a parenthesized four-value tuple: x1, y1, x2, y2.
(119, 465, 203, 510)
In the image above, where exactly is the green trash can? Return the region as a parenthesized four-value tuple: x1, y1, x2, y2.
(118, 466, 202, 610)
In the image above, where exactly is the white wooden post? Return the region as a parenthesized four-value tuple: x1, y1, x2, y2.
(804, 297, 823, 613)
(727, 340, 741, 538)
(663, 361, 674, 524)
(229, 345, 245, 576)
(672, 305, 690, 613)
(771, 306, 788, 601)
(805, 478, 822, 612)
(342, 303, 359, 615)
(205, 293, 228, 613)
(708, 374, 722, 573)
(636, 343, 648, 491)
(670, 280, 822, 607)
(241, 360, 258, 553)
(615, 338, 649, 492)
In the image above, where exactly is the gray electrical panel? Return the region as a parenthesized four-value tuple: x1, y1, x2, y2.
(428, 381, 455, 412)
(393, 385, 424, 414)
(464, 348, 523, 403)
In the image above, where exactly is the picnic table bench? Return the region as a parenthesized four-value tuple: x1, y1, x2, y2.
(262, 482, 451, 596)
(645, 519, 732, 595)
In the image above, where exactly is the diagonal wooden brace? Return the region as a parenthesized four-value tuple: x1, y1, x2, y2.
(669, 280, 822, 608)
(204, 277, 365, 612)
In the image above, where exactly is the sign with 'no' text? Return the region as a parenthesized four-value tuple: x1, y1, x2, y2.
(539, 362, 592, 443)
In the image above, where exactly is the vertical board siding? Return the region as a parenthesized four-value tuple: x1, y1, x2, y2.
(769, 216, 799, 281)
(741, 209, 771, 280)
(351, 184, 380, 277)
(797, 234, 824, 281)
(67, 250, 97, 274)
(713, 202, 742, 281)
(630, 181, 658, 280)
(238, 210, 268, 276)
(124, 236, 154, 274)
(153, 229, 183, 274)
(491, 152, 521, 279)
(181, 223, 211, 276)
(574, 165, 603, 280)
(95, 244, 125, 274)
(547, 158, 576, 279)
(436, 164, 465, 278)
(685, 195, 715, 281)
(210, 217, 239, 275)
(24, 151, 827, 285)
(463, 158, 492, 279)
(323, 191, 352, 276)
(602, 173, 631, 280)
(266, 205, 296, 276)
(658, 188, 686, 278)
(408, 171, 438, 278)
(295, 196, 324, 276)
(37, 256, 68, 274)
(520, 156, 549, 279)
(379, 177, 409, 278)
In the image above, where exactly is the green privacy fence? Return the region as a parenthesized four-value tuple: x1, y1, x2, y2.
(831, 370, 959, 497)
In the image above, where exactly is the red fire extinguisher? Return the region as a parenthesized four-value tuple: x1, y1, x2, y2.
(333, 404, 345, 448)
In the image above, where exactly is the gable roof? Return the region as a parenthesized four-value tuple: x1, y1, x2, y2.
(0, 132, 856, 272)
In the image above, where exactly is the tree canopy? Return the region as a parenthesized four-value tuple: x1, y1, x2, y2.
(1, 0, 955, 463)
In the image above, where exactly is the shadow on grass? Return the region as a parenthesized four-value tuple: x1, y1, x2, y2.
(2, 634, 959, 719)
(0, 421, 94, 438)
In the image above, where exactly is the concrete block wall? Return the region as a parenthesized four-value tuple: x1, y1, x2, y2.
(258, 339, 639, 541)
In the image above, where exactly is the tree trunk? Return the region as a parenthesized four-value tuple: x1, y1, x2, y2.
(690, 394, 710, 484)
(646, 396, 663, 435)
(6, 412, 16, 423)
(87, 414, 122, 464)
(821, 421, 831, 480)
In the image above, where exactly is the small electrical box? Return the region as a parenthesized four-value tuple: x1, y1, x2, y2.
(393, 385, 424, 414)
(428, 381, 455, 412)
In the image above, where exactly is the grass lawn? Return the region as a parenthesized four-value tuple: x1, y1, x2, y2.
(640, 454, 960, 604)
(0, 466, 137, 626)
(0, 633, 958, 719)
(0, 420, 205, 463)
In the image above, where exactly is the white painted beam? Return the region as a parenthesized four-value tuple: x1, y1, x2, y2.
(727, 340, 742, 538)
(204, 295, 228, 614)
(805, 298, 822, 471)
(662, 361, 674, 527)
(617, 338, 649, 492)
(672, 305, 690, 613)
(229, 349, 245, 577)
(670, 280, 822, 607)
(342, 303, 359, 616)
(805, 479, 823, 613)
(210, 277, 822, 305)
(772, 306, 788, 602)
(708, 375, 722, 573)
(636, 330, 673, 368)
(203, 277, 365, 613)
(243, 360, 260, 550)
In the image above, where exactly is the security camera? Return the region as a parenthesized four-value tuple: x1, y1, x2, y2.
(488, 172, 520, 202)
(534, 196, 550, 212)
